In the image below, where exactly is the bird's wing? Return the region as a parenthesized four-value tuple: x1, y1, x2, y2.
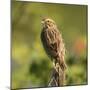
(45, 28, 60, 53)
(41, 28, 61, 58)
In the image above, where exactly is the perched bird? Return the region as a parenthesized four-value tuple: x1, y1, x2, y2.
(41, 17, 67, 86)
(41, 17, 67, 71)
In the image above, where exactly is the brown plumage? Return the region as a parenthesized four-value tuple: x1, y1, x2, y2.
(41, 18, 67, 71)
(41, 18, 67, 86)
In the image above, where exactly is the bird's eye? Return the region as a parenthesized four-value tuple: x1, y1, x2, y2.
(47, 20, 49, 22)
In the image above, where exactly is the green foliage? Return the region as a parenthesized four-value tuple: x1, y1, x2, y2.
(12, 0, 87, 89)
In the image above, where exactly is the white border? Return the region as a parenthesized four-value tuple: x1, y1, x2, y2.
(19, 0, 88, 5)
(0, 0, 89, 90)
(0, 0, 10, 90)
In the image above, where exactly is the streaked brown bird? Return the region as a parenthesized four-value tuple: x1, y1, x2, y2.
(41, 18, 67, 71)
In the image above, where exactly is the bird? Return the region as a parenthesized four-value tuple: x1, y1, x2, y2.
(40, 17, 67, 86)
(41, 17, 67, 71)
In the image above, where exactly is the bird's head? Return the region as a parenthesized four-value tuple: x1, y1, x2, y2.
(41, 18, 56, 28)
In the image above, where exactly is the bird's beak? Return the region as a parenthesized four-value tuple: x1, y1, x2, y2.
(41, 21, 44, 24)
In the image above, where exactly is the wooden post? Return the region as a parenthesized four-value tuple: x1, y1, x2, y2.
(48, 63, 66, 87)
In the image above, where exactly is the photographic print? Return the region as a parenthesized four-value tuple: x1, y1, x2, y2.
(11, 0, 88, 89)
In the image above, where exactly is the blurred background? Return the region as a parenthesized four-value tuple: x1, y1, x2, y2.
(11, 0, 87, 89)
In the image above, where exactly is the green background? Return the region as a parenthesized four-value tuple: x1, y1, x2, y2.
(12, 0, 87, 89)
